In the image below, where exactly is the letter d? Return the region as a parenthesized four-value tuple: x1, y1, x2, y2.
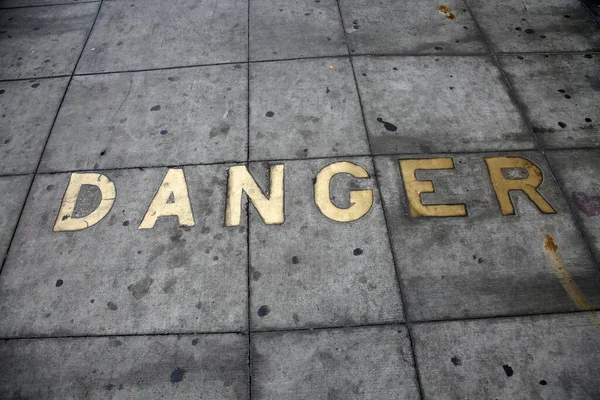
(53, 173, 116, 232)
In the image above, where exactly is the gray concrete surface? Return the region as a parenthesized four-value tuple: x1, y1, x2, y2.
(0, 2, 97, 79)
(0, 165, 248, 337)
(0, 333, 248, 399)
(41, 65, 247, 171)
(76, 0, 247, 73)
(249, 58, 369, 160)
(501, 53, 600, 149)
(249, 0, 347, 61)
(468, 0, 600, 52)
(353, 56, 533, 154)
(339, 0, 487, 55)
(1, 0, 600, 398)
(0, 175, 31, 260)
(249, 157, 403, 330)
(252, 325, 419, 399)
(0, 77, 68, 174)
(547, 150, 600, 263)
(375, 152, 600, 321)
(413, 313, 600, 399)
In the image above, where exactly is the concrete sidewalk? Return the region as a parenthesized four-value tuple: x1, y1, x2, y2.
(0, 0, 599, 398)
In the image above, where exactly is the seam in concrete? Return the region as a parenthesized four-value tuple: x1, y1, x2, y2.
(0, 1, 98, 11)
(0, 0, 105, 275)
(464, 1, 600, 276)
(246, 1, 253, 398)
(333, 0, 426, 398)
(3, 308, 599, 342)
(2, 51, 599, 83)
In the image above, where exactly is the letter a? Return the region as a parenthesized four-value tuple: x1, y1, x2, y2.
(139, 168, 195, 229)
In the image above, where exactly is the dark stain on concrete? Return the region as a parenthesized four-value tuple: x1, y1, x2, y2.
(376, 117, 398, 132)
(170, 367, 185, 383)
(127, 276, 153, 299)
(258, 305, 270, 317)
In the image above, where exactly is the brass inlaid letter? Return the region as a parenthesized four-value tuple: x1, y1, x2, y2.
(225, 165, 284, 226)
(399, 158, 467, 217)
(485, 156, 556, 215)
(139, 168, 195, 229)
(53, 173, 116, 232)
(314, 161, 373, 222)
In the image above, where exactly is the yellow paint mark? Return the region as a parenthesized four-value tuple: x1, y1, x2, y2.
(543, 232, 600, 329)
(53, 173, 116, 232)
(399, 158, 467, 217)
(485, 157, 556, 216)
(437, 5, 456, 20)
(314, 161, 373, 222)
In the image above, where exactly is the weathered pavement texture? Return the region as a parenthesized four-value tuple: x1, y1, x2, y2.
(0, 0, 600, 398)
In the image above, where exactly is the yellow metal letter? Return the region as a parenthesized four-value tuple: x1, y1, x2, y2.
(485, 156, 556, 215)
(139, 168, 195, 229)
(225, 165, 284, 226)
(314, 162, 373, 222)
(53, 173, 116, 232)
(399, 158, 467, 217)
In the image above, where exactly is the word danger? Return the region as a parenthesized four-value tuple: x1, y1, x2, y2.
(53, 157, 556, 232)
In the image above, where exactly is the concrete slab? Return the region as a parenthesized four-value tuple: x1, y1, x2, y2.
(0, 3, 97, 79)
(353, 56, 533, 154)
(249, 58, 369, 160)
(252, 325, 420, 399)
(0, 175, 31, 262)
(249, 157, 404, 330)
(249, 0, 347, 61)
(547, 149, 600, 263)
(0, 77, 69, 175)
(467, 0, 600, 52)
(0, 0, 97, 8)
(500, 53, 600, 149)
(413, 313, 600, 399)
(40, 65, 247, 172)
(374, 152, 600, 321)
(0, 333, 248, 399)
(76, 0, 247, 74)
(339, 0, 487, 55)
(582, 0, 600, 19)
(0, 165, 248, 337)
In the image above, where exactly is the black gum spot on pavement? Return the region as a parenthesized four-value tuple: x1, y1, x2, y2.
(376, 117, 398, 132)
(558, 121, 567, 128)
(170, 368, 185, 383)
(292, 256, 299, 264)
(540, 380, 547, 385)
(191, 338, 198, 346)
(160, 130, 168, 135)
(585, 118, 592, 123)
(353, 248, 363, 256)
(266, 111, 274, 117)
(31, 83, 40, 88)
(451, 356, 462, 366)
(107, 302, 118, 310)
(150, 105, 161, 111)
(525, 28, 535, 34)
(258, 305, 270, 317)
(584, 54, 593, 59)
(55, 279, 63, 287)
(503, 364, 514, 377)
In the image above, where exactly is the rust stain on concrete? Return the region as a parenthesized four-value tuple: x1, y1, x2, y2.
(543, 232, 600, 329)
(437, 5, 456, 21)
